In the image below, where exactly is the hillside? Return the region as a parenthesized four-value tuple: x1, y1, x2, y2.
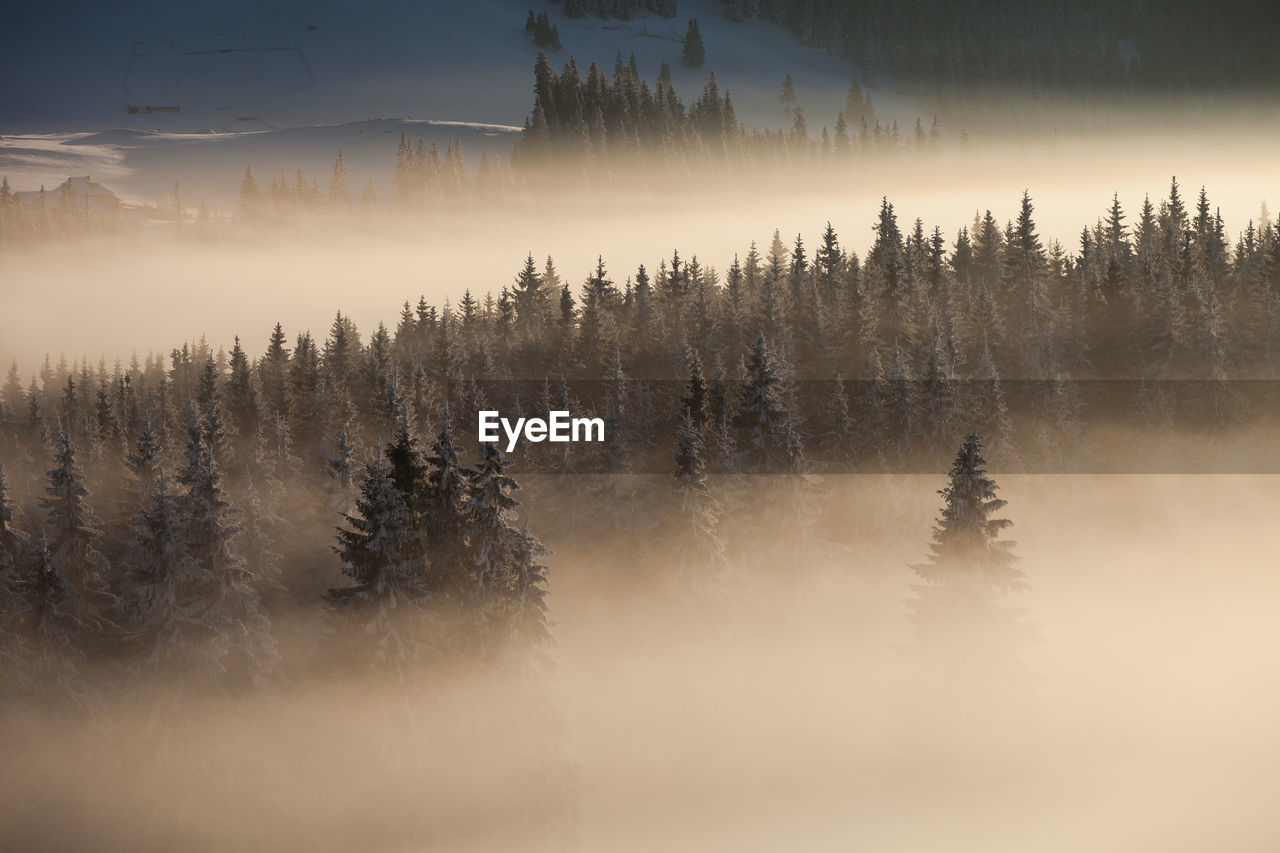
(3, 0, 901, 135)
(3, 1, 929, 210)
(0, 121, 522, 212)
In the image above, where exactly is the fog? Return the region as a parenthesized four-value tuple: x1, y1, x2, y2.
(556, 474, 1280, 850)
(3, 473, 1278, 851)
(3, 118, 1278, 373)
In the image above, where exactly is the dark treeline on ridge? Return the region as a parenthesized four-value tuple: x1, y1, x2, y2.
(719, 0, 1279, 95)
(514, 52, 931, 177)
(561, 0, 679, 20)
(542, 0, 1279, 99)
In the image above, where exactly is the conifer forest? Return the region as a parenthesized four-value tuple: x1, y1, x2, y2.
(2, 1, 1280, 850)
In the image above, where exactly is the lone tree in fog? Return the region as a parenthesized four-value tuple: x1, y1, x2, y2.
(682, 19, 705, 68)
(780, 73, 796, 117)
(907, 434, 1027, 670)
(329, 150, 351, 209)
(673, 412, 728, 608)
(238, 165, 262, 220)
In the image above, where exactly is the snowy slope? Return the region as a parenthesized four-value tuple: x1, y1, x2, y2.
(3, 1, 928, 213)
(0, 121, 522, 213)
(4, 0, 908, 136)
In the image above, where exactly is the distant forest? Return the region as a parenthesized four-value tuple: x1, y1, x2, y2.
(724, 0, 1278, 93)
(537, 1, 1280, 92)
(532, 0, 1280, 128)
(560, 0, 679, 20)
(513, 53, 909, 172)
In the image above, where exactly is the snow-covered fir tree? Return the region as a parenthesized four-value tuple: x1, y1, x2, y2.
(734, 334, 797, 472)
(326, 462, 431, 677)
(41, 430, 113, 607)
(154, 420, 279, 692)
(672, 412, 729, 610)
(907, 434, 1028, 676)
(422, 406, 471, 599)
(19, 537, 104, 717)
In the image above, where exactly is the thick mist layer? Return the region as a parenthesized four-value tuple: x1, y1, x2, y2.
(3, 136, 1278, 374)
(3, 474, 1278, 851)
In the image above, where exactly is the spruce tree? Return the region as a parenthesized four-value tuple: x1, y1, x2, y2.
(329, 149, 351, 209)
(681, 343, 708, 429)
(120, 474, 183, 652)
(91, 381, 123, 464)
(225, 337, 260, 455)
(969, 337, 1012, 456)
(881, 342, 921, 465)
(0, 467, 28, 692)
(326, 422, 358, 513)
(514, 252, 546, 348)
(240, 478, 286, 603)
(780, 73, 796, 116)
(469, 440, 544, 657)
(469, 441, 520, 594)
(238, 165, 262, 220)
(422, 407, 472, 598)
(169, 421, 279, 691)
(261, 323, 291, 418)
(41, 430, 112, 606)
(123, 414, 163, 513)
(673, 412, 728, 608)
(327, 463, 430, 677)
(0, 465, 29, 564)
(821, 375, 855, 466)
(681, 19, 705, 69)
(870, 197, 912, 348)
(385, 402, 429, 515)
(734, 334, 797, 472)
(2, 363, 24, 419)
(20, 538, 104, 716)
(196, 355, 233, 466)
(908, 435, 1026, 674)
